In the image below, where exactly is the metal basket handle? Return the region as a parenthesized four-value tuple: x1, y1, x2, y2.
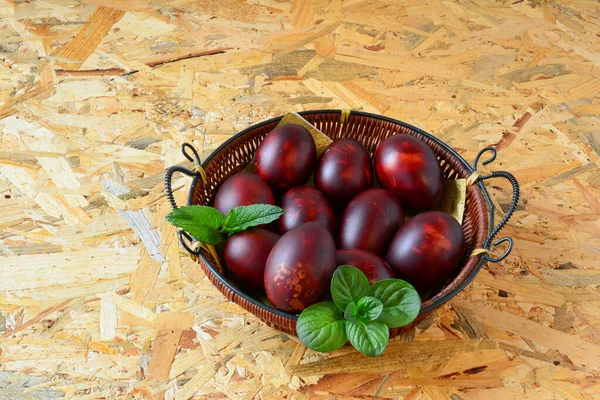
(472, 146, 520, 263)
(165, 143, 203, 256)
(165, 143, 202, 209)
(178, 230, 202, 256)
(165, 165, 198, 209)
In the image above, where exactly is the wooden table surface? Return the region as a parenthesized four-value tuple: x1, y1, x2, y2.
(1, 0, 600, 398)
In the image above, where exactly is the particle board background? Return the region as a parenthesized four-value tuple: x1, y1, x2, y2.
(1, 0, 600, 399)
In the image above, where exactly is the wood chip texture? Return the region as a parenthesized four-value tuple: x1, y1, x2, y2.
(1, 0, 600, 399)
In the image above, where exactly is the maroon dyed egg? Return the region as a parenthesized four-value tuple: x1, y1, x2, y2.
(374, 134, 443, 210)
(224, 228, 280, 291)
(339, 188, 404, 256)
(214, 172, 274, 215)
(335, 249, 394, 284)
(315, 139, 373, 207)
(278, 186, 335, 234)
(255, 124, 317, 193)
(264, 222, 336, 313)
(386, 211, 464, 295)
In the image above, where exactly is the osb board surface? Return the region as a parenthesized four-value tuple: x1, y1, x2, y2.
(1, 0, 600, 398)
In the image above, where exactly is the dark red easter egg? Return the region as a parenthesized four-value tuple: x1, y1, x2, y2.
(315, 139, 373, 207)
(339, 188, 404, 256)
(386, 211, 464, 295)
(335, 249, 394, 284)
(264, 222, 336, 313)
(278, 186, 335, 234)
(374, 134, 443, 210)
(214, 172, 274, 216)
(224, 228, 280, 291)
(255, 124, 317, 193)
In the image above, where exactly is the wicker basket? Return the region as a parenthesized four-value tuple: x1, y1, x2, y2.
(165, 110, 519, 337)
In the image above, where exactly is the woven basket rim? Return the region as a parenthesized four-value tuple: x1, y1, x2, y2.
(187, 109, 491, 322)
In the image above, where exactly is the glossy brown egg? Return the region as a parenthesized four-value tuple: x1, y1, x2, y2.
(214, 172, 274, 216)
(374, 134, 443, 210)
(315, 139, 373, 208)
(264, 222, 336, 313)
(339, 188, 404, 256)
(278, 186, 335, 234)
(386, 211, 464, 296)
(255, 124, 317, 193)
(224, 229, 280, 292)
(335, 249, 394, 284)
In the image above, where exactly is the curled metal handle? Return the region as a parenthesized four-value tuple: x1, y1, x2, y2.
(479, 171, 520, 262)
(472, 147, 520, 263)
(182, 142, 202, 165)
(178, 230, 201, 256)
(165, 165, 198, 209)
(473, 146, 497, 170)
(165, 143, 202, 210)
(165, 143, 203, 256)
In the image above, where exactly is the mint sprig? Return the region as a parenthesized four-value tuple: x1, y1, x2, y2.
(346, 319, 389, 357)
(297, 265, 421, 357)
(331, 265, 370, 312)
(165, 206, 224, 244)
(371, 279, 421, 328)
(222, 204, 285, 234)
(166, 204, 284, 245)
(296, 302, 347, 352)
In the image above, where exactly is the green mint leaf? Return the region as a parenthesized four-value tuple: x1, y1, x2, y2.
(344, 297, 383, 323)
(344, 302, 359, 323)
(356, 296, 383, 321)
(221, 204, 284, 234)
(371, 279, 421, 328)
(345, 320, 389, 357)
(331, 265, 370, 312)
(297, 302, 348, 352)
(166, 205, 223, 245)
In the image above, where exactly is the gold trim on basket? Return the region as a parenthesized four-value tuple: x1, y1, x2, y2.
(196, 242, 223, 274)
(466, 171, 480, 188)
(470, 248, 489, 257)
(192, 165, 207, 185)
(340, 109, 351, 124)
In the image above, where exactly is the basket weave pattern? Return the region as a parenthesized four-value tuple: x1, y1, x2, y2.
(190, 112, 488, 337)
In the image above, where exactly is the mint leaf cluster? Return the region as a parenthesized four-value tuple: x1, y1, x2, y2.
(297, 265, 421, 357)
(166, 204, 284, 245)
